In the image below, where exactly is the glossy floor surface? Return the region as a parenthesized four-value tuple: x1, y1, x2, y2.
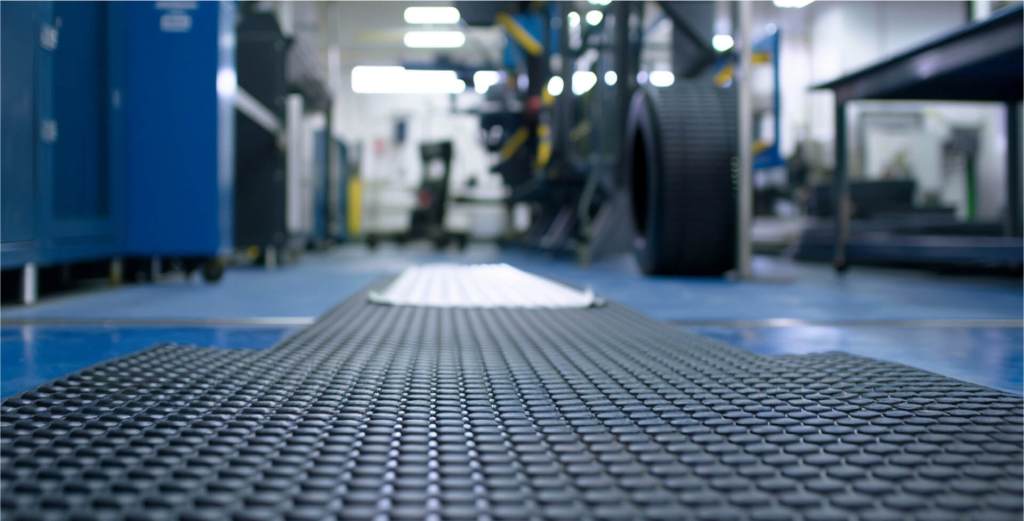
(2, 243, 1021, 396)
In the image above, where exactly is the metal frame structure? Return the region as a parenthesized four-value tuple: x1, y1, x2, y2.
(813, 6, 1023, 271)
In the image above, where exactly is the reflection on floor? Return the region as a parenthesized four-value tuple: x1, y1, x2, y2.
(690, 325, 1022, 394)
(0, 325, 294, 398)
(2, 243, 1021, 397)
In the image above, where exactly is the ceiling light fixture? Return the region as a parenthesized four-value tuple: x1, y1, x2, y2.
(603, 70, 618, 86)
(567, 11, 580, 28)
(403, 30, 466, 49)
(403, 6, 461, 24)
(572, 71, 597, 95)
(546, 76, 564, 96)
(649, 70, 674, 87)
(711, 33, 734, 52)
(773, 0, 814, 7)
(351, 66, 466, 94)
(473, 70, 501, 94)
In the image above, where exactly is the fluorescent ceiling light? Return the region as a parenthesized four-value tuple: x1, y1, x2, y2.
(567, 11, 580, 28)
(351, 66, 466, 94)
(404, 6, 461, 24)
(649, 70, 674, 87)
(773, 0, 814, 7)
(403, 30, 466, 49)
(546, 76, 564, 96)
(603, 70, 617, 86)
(473, 70, 501, 94)
(571, 71, 597, 95)
(588, 0, 612, 5)
(711, 33, 734, 52)
(585, 10, 604, 26)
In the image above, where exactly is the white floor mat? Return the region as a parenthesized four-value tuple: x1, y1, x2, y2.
(368, 263, 597, 308)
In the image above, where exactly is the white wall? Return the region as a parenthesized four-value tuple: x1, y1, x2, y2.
(757, 1, 967, 159)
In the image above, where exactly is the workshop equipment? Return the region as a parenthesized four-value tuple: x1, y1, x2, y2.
(109, 1, 236, 281)
(625, 82, 738, 275)
(461, 2, 740, 275)
(1, 1, 121, 301)
(409, 141, 467, 249)
(813, 5, 1023, 271)
(233, 7, 289, 266)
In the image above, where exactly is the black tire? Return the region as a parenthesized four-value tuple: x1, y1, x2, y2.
(623, 82, 737, 275)
(366, 235, 378, 250)
(201, 258, 225, 283)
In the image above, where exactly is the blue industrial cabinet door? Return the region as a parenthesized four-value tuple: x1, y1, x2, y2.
(1, 2, 41, 266)
(1, 5, 38, 240)
(109, 1, 235, 257)
(3, 2, 119, 268)
(46, 1, 113, 240)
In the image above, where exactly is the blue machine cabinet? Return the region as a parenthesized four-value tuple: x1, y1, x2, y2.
(108, 1, 236, 278)
(2, 1, 236, 297)
(1, 2, 119, 271)
(1, 2, 41, 269)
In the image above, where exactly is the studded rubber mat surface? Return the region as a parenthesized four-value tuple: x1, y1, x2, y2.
(3, 291, 1022, 521)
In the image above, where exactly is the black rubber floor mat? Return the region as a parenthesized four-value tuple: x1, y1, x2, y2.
(3, 297, 1022, 521)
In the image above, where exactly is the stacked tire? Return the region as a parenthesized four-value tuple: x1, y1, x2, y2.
(624, 82, 738, 275)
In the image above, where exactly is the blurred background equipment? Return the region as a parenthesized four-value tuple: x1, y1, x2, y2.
(2, 1, 1021, 299)
(3, 0, 1022, 301)
(1, 2, 1023, 520)
(809, 6, 1022, 270)
(233, 5, 290, 267)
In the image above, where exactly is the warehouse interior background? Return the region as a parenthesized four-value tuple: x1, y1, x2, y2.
(2, 1, 1021, 395)
(2, 1, 1024, 519)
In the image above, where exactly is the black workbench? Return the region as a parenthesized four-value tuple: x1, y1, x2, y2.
(813, 6, 1023, 270)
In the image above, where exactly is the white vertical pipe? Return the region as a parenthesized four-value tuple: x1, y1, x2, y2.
(971, 0, 992, 21)
(736, 1, 753, 278)
(286, 94, 306, 236)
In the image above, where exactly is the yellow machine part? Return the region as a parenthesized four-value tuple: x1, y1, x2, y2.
(535, 124, 552, 168)
(500, 126, 531, 161)
(347, 177, 362, 237)
(496, 12, 543, 56)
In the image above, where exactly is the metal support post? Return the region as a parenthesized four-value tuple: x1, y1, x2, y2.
(735, 0, 753, 279)
(833, 102, 850, 272)
(1006, 102, 1021, 236)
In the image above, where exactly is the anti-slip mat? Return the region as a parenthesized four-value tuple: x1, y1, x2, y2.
(2, 280, 1021, 520)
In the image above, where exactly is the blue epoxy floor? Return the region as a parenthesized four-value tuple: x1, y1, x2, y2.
(2, 243, 1021, 396)
(691, 325, 1022, 394)
(0, 325, 294, 398)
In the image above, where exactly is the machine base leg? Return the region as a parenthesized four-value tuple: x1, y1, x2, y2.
(22, 263, 37, 305)
(150, 257, 162, 282)
(264, 246, 278, 270)
(110, 258, 124, 286)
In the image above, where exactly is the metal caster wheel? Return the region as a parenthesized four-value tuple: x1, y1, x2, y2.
(202, 258, 225, 283)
